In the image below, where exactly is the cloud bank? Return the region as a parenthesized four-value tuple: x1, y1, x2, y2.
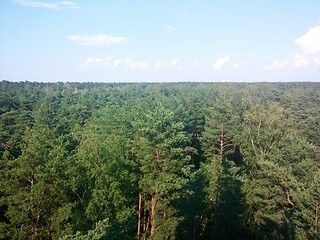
(67, 34, 128, 46)
(212, 56, 245, 71)
(81, 57, 149, 70)
(212, 56, 230, 70)
(14, 0, 79, 10)
(295, 25, 320, 54)
(81, 57, 196, 71)
(265, 59, 289, 70)
(267, 23, 320, 70)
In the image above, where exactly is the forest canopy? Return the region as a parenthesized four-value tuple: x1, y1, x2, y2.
(0, 81, 319, 239)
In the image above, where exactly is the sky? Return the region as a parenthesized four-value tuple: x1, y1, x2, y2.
(1, 0, 320, 82)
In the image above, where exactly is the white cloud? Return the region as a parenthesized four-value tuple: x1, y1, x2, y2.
(295, 25, 320, 54)
(82, 57, 112, 67)
(212, 56, 230, 70)
(154, 58, 181, 69)
(293, 53, 310, 68)
(192, 61, 200, 67)
(265, 59, 289, 70)
(112, 58, 149, 70)
(212, 56, 246, 71)
(165, 25, 175, 34)
(266, 24, 320, 70)
(67, 34, 128, 46)
(313, 57, 320, 65)
(232, 60, 246, 69)
(154, 61, 162, 70)
(14, 0, 79, 10)
(266, 54, 315, 70)
(168, 58, 180, 67)
(82, 57, 195, 71)
(81, 57, 148, 70)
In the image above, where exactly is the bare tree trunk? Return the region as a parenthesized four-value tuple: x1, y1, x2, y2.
(143, 195, 147, 232)
(285, 191, 294, 207)
(144, 214, 150, 240)
(143, 195, 148, 240)
(137, 192, 142, 239)
(29, 164, 37, 237)
(150, 195, 156, 238)
(219, 127, 224, 172)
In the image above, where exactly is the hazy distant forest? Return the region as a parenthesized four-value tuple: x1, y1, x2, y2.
(0, 81, 319, 240)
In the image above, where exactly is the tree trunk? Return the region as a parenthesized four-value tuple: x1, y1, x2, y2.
(193, 217, 197, 240)
(143, 195, 148, 240)
(137, 192, 142, 239)
(219, 127, 224, 172)
(151, 195, 156, 238)
(143, 194, 147, 232)
(285, 191, 294, 207)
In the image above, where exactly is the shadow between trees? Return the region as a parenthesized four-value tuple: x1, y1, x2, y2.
(174, 148, 253, 240)
(208, 159, 252, 240)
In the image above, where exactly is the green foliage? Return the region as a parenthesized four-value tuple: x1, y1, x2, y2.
(60, 218, 111, 240)
(1, 125, 74, 239)
(132, 102, 194, 239)
(1, 81, 319, 239)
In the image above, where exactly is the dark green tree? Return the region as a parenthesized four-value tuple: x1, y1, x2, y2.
(0, 123, 74, 239)
(132, 102, 193, 239)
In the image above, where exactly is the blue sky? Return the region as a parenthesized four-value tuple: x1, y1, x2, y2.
(1, 0, 320, 82)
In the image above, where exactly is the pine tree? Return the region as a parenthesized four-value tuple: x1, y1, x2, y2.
(132, 102, 193, 239)
(200, 98, 248, 239)
(71, 102, 137, 239)
(1, 123, 73, 239)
